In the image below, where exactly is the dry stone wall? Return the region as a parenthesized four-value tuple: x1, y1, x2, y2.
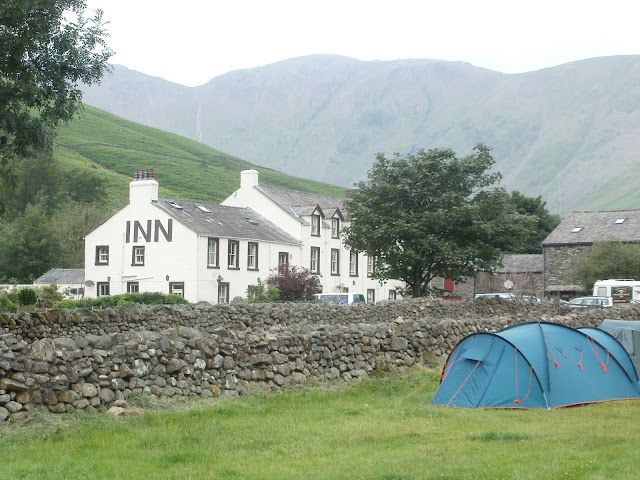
(1, 300, 638, 420)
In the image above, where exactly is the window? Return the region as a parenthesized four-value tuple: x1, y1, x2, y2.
(207, 237, 219, 268)
(228, 240, 239, 269)
(388, 290, 397, 300)
(571, 226, 583, 233)
(97, 282, 110, 297)
(349, 251, 358, 276)
(218, 282, 229, 304)
(367, 256, 375, 278)
(330, 248, 340, 275)
(310, 247, 320, 274)
(95, 246, 109, 265)
(367, 289, 375, 304)
(247, 242, 259, 270)
(615, 218, 626, 224)
(311, 214, 321, 237)
(127, 281, 139, 293)
(331, 217, 340, 238)
(278, 252, 289, 271)
(131, 246, 145, 266)
(169, 282, 184, 297)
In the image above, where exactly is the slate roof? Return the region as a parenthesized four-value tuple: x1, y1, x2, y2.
(154, 198, 300, 246)
(257, 185, 347, 220)
(542, 209, 640, 246)
(497, 254, 543, 273)
(35, 268, 84, 284)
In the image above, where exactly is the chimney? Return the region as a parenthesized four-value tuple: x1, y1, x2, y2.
(129, 169, 159, 204)
(240, 169, 259, 188)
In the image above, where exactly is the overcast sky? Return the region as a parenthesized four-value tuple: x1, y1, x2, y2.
(85, 0, 640, 87)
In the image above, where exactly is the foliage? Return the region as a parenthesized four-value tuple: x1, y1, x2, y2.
(0, 292, 16, 312)
(51, 201, 110, 267)
(1, 369, 640, 479)
(0, 148, 107, 216)
(0, 0, 113, 161)
(0, 202, 60, 282)
(570, 241, 640, 291)
(507, 191, 560, 253)
(343, 145, 536, 297)
(16, 287, 37, 306)
(53, 291, 189, 309)
(246, 278, 280, 303)
(39, 284, 64, 307)
(266, 266, 319, 301)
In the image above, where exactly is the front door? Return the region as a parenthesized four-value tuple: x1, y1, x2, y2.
(218, 282, 229, 304)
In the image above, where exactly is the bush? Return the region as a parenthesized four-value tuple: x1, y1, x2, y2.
(53, 292, 189, 309)
(38, 284, 64, 307)
(0, 293, 16, 312)
(247, 279, 280, 303)
(16, 288, 37, 306)
(265, 266, 318, 301)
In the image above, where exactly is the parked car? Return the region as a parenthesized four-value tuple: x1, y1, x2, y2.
(567, 296, 614, 308)
(521, 295, 542, 303)
(474, 292, 516, 301)
(313, 293, 366, 305)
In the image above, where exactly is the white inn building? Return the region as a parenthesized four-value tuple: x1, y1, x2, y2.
(84, 169, 401, 303)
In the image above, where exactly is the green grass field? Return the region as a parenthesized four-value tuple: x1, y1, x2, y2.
(1, 368, 638, 480)
(55, 105, 345, 210)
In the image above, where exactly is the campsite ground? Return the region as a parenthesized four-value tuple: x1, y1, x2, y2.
(0, 367, 637, 479)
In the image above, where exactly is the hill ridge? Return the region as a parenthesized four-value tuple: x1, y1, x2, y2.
(81, 54, 640, 212)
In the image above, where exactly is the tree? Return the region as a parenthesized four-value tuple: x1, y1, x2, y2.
(570, 241, 640, 291)
(343, 145, 535, 297)
(52, 201, 110, 267)
(266, 266, 319, 301)
(0, 202, 60, 282)
(508, 191, 560, 253)
(0, 0, 112, 161)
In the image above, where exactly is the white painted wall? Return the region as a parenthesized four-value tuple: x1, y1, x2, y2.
(84, 177, 303, 304)
(222, 170, 403, 302)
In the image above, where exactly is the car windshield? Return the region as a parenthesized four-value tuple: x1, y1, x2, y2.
(318, 294, 348, 304)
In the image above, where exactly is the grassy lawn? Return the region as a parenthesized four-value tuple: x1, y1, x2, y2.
(1, 368, 639, 479)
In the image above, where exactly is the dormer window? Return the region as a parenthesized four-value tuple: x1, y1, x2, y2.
(331, 217, 340, 238)
(311, 214, 321, 237)
(615, 218, 626, 224)
(571, 226, 583, 233)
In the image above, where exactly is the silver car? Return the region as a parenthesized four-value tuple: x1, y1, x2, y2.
(567, 296, 614, 308)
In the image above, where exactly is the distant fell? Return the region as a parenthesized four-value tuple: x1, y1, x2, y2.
(81, 54, 640, 212)
(55, 105, 345, 210)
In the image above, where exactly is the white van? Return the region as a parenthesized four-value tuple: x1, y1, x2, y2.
(593, 279, 640, 304)
(313, 293, 366, 305)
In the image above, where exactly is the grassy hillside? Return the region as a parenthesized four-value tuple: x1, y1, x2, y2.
(55, 105, 345, 211)
(82, 55, 640, 213)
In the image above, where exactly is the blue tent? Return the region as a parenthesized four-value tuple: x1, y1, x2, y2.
(432, 322, 640, 408)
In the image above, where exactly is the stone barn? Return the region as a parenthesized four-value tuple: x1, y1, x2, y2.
(542, 209, 640, 299)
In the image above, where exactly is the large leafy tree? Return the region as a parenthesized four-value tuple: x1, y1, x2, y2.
(508, 191, 560, 253)
(570, 241, 640, 291)
(343, 145, 536, 297)
(0, 0, 112, 161)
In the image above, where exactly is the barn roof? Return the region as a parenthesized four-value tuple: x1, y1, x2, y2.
(497, 254, 543, 273)
(34, 268, 84, 285)
(542, 209, 640, 246)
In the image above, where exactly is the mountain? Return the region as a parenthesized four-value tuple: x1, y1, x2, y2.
(55, 105, 345, 210)
(81, 55, 640, 213)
